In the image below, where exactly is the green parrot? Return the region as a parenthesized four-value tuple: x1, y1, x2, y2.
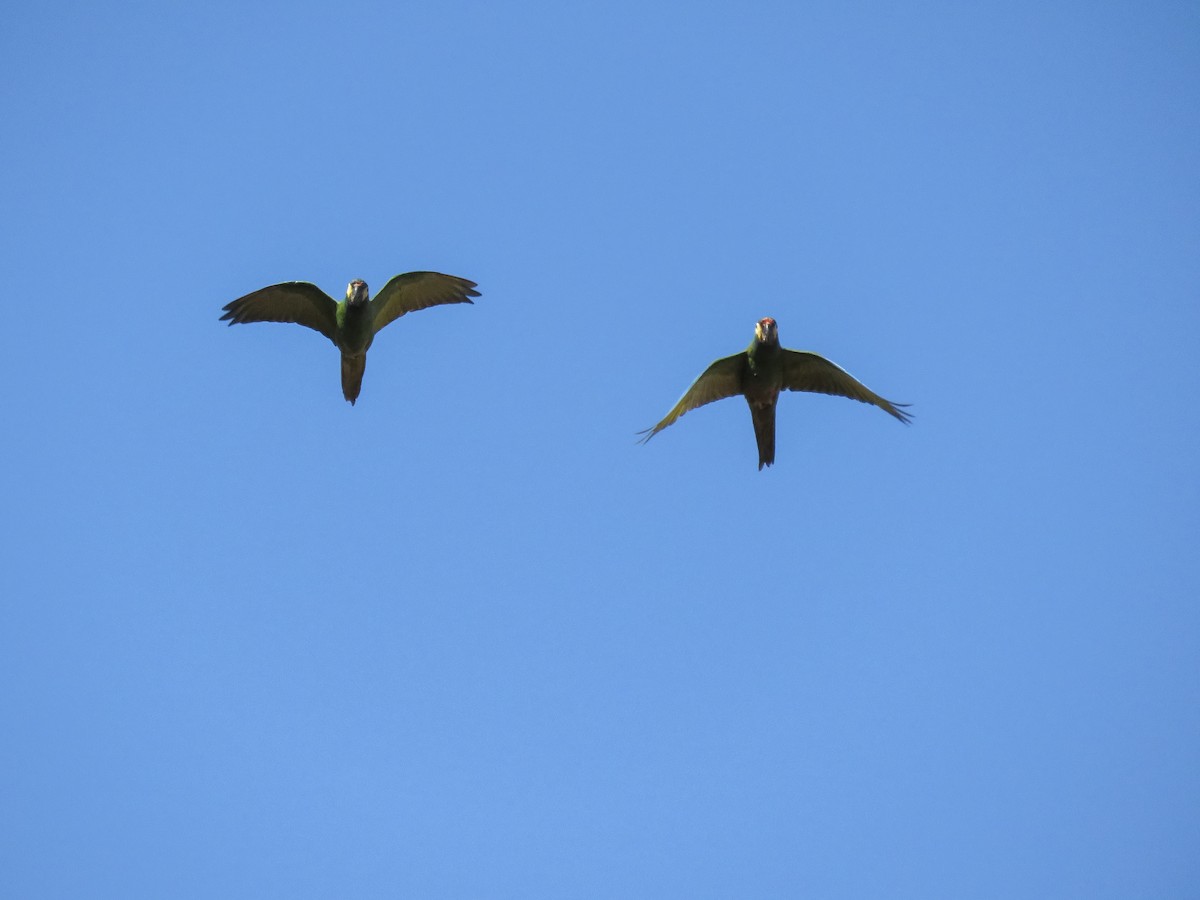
(220, 271, 479, 404)
(639, 317, 911, 469)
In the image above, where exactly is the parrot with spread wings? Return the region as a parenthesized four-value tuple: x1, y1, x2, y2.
(220, 271, 479, 405)
(639, 317, 911, 469)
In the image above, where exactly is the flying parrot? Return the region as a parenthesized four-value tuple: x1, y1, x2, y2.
(639, 317, 911, 469)
(220, 271, 480, 404)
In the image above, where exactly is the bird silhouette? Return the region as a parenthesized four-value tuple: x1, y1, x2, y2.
(639, 317, 911, 469)
(220, 271, 479, 404)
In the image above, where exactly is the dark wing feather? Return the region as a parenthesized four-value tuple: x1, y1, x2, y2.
(220, 282, 339, 342)
(369, 271, 480, 335)
(637, 353, 746, 443)
(780, 350, 912, 423)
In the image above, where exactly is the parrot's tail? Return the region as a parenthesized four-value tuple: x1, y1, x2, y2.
(341, 353, 366, 406)
(750, 402, 775, 470)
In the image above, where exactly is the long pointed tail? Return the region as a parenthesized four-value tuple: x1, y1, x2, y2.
(341, 353, 366, 405)
(750, 402, 776, 470)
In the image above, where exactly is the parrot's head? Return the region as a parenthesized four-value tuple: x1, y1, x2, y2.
(346, 280, 370, 307)
(755, 317, 778, 345)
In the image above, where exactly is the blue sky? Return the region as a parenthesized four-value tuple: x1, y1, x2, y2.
(2, 1, 1198, 896)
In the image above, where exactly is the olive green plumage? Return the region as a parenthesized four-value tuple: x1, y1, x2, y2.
(220, 271, 479, 404)
(639, 317, 912, 469)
